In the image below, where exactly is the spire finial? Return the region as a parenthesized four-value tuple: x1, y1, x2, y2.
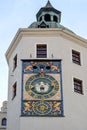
(45, 0, 53, 8)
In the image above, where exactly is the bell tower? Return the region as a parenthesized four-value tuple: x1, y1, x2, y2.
(29, 0, 61, 28)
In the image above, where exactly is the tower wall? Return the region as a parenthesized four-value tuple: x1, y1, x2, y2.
(6, 30, 87, 130)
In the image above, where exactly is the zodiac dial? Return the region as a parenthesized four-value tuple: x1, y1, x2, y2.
(25, 74, 59, 99)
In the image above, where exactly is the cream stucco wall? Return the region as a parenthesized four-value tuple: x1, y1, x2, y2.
(6, 29, 87, 130)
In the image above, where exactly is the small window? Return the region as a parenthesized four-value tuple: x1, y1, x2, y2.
(12, 82, 17, 99)
(13, 54, 17, 70)
(2, 118, 7, 126)
(73, 78, 83, 94)
(72, 50, 81, 65)
(37, 44, 47, 58)
(38, 22, 49, 28)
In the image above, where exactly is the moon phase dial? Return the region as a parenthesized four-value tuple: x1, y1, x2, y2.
(25, 74, 59, 99)
(33, 101, 52, 115)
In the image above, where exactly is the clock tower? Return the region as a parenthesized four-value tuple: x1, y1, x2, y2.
(6, 1, 87, 130)
(21, 0, 64, 117)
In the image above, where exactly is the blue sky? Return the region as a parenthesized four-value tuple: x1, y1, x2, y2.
(0, 0, 87, 108)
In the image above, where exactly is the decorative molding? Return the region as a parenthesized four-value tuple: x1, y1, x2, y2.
(6, 28, 87, 64)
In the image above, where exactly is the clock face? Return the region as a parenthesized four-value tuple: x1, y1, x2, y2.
(25, 74, 59, 99)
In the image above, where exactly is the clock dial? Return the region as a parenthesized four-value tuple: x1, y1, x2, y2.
(25, 74, 59, 99)
(33, 101, 52, 115)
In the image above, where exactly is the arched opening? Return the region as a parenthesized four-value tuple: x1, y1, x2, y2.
(53, 15, 58, 22)
(39, 16, 42, 21)
(44, 14, 51, 21)
(2, 118, 7, 126)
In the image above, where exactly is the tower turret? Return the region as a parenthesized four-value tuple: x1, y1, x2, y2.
(29, 0, 61, 28)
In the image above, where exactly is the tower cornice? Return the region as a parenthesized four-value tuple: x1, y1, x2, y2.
(6, 28, 87, 64)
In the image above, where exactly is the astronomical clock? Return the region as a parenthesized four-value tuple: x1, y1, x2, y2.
(22, 60, 63, 117)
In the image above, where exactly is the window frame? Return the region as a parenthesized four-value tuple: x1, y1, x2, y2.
(36, 44, 47, 58)
(1, 118, 7, 126)
(12, 82, 17, 100)
(73, 78, 83, 94)
(72, 50, 81, 65)
(13, 54, 17, 71)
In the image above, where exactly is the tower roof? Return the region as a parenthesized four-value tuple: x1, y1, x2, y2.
(36, 1, 61, 19)
(45, 0, 53, 8)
